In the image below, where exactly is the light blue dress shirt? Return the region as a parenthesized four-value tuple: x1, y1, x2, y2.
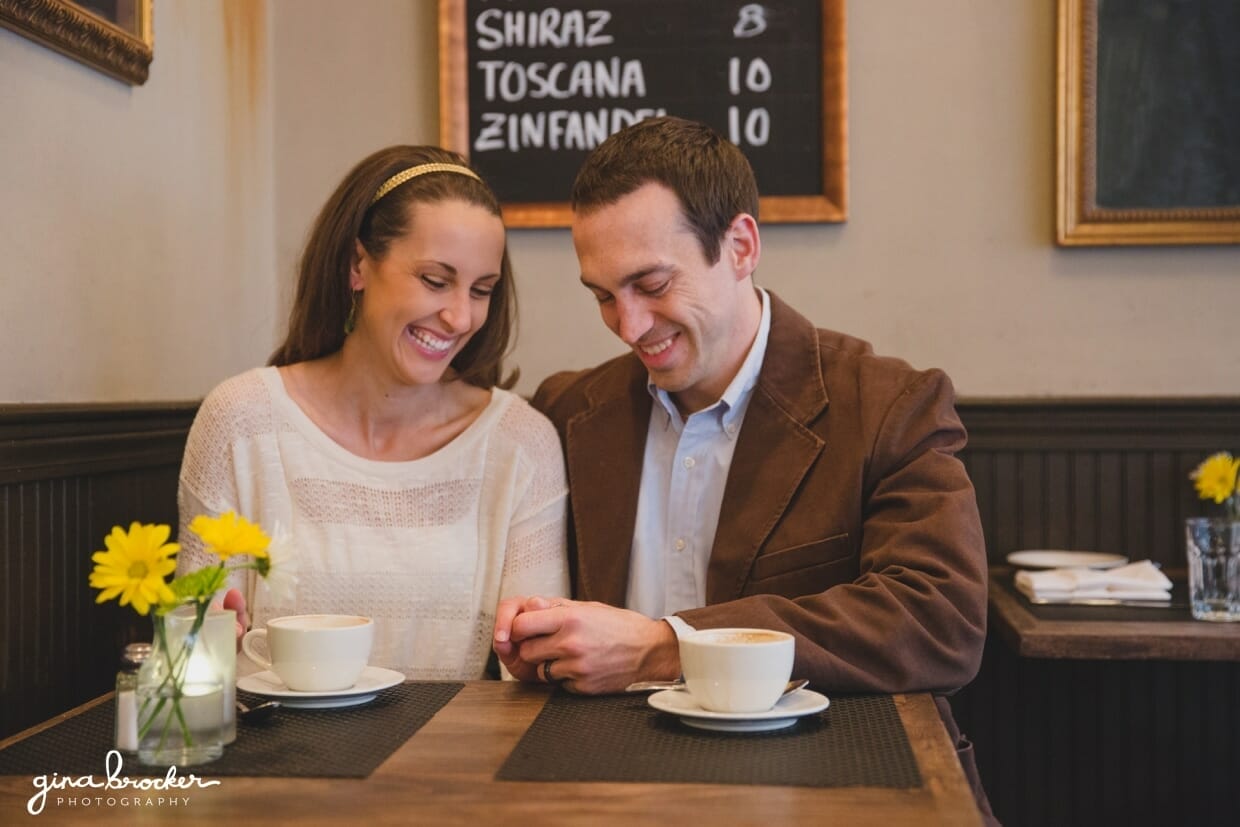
(626, 288, 772, 623)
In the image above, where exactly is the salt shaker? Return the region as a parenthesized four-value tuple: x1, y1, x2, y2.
(114, 642, 152, 753)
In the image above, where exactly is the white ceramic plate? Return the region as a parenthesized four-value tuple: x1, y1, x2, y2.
(1006, 550, 1129, 570)
(236, 666, 404, 709)
(647, 687, 830, 732)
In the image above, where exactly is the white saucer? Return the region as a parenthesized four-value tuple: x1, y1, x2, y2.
(1006, 550, 1129, 570)
(236, 666, 404, 709)
(647, 687, 830, 732)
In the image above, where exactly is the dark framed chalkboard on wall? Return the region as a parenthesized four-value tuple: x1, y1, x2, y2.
(1057, 0, 1240, 246)
(439, 0, 846, 227)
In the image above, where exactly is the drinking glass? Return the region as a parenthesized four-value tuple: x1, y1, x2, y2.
(1186, 518, 1240, 622)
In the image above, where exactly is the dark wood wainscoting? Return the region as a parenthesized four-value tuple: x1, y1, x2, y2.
(960, 398, 1240, 567)
(0, 403, 197, 739)
(953, 399, 1240, 827)
(957, 634, 1239, 827)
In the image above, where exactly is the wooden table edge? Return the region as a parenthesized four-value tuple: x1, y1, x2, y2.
(989, 568, 1240, 661)
(894, 693, 984, 827)
(0, 693, 113, 752)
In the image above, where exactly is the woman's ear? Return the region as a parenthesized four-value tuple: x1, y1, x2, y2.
(725, 213, 761, 281)
(349, 240, 368, 291)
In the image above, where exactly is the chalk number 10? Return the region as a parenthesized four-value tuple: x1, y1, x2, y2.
(727, 3, 771, 147)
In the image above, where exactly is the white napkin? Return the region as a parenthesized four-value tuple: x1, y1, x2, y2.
(1014, 560, 1172, 602)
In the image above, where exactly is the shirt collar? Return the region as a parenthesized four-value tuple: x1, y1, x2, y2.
(646, 287, 772, 432)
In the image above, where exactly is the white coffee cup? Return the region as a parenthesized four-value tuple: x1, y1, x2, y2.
(242, 614, 374, 692)
(678, 627, 795, 713)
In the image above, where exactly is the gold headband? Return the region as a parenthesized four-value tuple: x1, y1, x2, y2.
(370, 163, 482, 204)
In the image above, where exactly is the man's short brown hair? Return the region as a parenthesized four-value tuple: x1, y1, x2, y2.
(571, 116, 760, 265)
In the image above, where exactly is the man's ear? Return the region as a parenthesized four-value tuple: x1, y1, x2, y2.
(725, 213, 761, 280)
(349, 240, 368, 291)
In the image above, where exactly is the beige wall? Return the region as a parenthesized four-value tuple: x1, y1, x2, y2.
(1, 0, 274, 402)
(271, 0, 438, 330)
(506, 2, 1240, 398)
(3, 1, 1238, 403)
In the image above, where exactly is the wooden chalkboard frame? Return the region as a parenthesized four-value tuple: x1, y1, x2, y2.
(1056, 0, 1240, 246)
(438, 0, 847, 228)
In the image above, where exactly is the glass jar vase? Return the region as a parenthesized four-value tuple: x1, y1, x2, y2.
(136, 606, 227, 766)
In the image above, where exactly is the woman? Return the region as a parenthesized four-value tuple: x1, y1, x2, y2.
(176, 146, 569, 680)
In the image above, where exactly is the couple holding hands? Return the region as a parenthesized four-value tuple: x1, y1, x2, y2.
(175, 116, 992, 817)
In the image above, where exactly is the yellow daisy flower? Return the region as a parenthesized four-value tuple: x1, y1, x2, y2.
(190, 511, 271, 561)
(89, 522, 179, 615)
(1191, 452, 1240, 505)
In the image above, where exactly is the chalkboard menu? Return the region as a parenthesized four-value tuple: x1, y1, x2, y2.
(1056, 0, 1240, 246)
(439, 0, 846, 227)
(1094, 0, 1240, 210)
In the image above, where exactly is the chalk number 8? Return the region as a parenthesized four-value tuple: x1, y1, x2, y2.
(733, 4, 767, 39)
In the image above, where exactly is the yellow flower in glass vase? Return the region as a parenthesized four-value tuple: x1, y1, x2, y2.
(1190, 452, 1240, 519)
(189, 510, 273, 560)
(88, 522, 179, 615)
(89, 512, 280, 766)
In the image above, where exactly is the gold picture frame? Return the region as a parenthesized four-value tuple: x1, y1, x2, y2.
(1056, 0, 1240, 246)
(0, 0, 153, 85)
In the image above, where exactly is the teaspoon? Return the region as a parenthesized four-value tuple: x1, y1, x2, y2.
(236, 698, 281, 723)
(626, 678, 809, 696)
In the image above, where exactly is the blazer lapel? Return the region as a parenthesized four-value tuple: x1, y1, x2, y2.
(706, 293, 830, 604)
(707, 393, 825, 602)
(565, 360, 651, 606)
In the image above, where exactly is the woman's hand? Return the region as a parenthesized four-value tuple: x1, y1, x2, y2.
(214, 588, 249, 650)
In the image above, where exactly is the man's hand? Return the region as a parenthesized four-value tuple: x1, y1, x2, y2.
(494, 596, 681, 694)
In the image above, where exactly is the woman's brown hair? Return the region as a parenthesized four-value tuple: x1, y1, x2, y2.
(269, 146, 516, 389)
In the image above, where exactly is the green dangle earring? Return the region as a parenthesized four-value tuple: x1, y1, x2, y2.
(344, 290, 360, 335)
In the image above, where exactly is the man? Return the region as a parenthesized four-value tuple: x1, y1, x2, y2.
(492, 115, 990, 812)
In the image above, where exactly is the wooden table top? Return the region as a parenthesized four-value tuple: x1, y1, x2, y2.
(989, 567, 1240, 661)
(0, 681, 981, 826)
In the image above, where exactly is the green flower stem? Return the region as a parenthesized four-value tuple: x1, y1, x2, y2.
(139, 601, 208, 749)
(138, 558, 267, 753)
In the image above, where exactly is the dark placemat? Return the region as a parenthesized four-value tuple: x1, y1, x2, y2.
(496, 691, 921, 788)
(0, 682, 461, 778)
(1008, 575, 1194, 622)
